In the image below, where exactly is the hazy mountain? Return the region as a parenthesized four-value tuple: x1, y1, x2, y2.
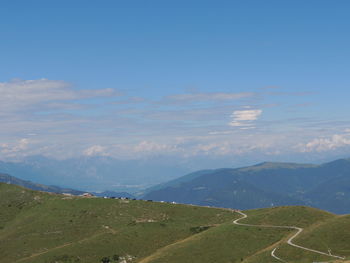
(143, 158, 350, 213)
(3, 156, 350, 213)
(0, 155, 190, 192)
(0, 173, 85, 195)
(92, 191, 135, 199)
(138, 169, 214, 196)
(304, 174, 350, 214)
(0, 173, 136, 199)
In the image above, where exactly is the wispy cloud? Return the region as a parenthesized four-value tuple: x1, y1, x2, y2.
(0, 79, 349, 162)
(83, 145, 108, 156)
(0, 138, 30, 158)
(162, 92, 255, 104)
(263, 90, 315, 97)
(297, 134, 350, 152)
(229, 109, 262, 128)
(0, 79, 120, 114)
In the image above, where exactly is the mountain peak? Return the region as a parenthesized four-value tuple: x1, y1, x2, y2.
(239, 161, 315, 172)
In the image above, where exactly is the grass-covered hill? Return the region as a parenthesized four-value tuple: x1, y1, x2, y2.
(1, 183, 350, 263)
(143, 158, 350, 214)
(0, 183, 237, 263)
(144, 206, 350, 263)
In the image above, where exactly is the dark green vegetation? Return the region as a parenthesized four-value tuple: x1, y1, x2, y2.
(144, 158, 350, 214)
(1, 184, 350, 263)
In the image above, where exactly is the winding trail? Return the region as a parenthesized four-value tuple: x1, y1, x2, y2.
(233, 210, 345, 262)
(271, 247, 287, 262)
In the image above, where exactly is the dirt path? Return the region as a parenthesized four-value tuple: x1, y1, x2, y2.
(271, 247, 287, 262)
(233, 210, 345, 262)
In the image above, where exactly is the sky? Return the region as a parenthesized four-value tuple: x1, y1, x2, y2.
(1, 0, 350, 165)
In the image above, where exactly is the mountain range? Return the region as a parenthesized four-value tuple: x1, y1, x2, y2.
(143, 158, 350, 214)
(0, 173, 85, 195)
(0, 173, 135, 198)
(0, 155, 190, 192)
(1, 157, 350, 214)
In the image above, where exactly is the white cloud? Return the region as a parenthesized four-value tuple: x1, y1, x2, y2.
(232, 109, 262, 121)
(229, 109, 262, 128)
(83, 145, 108, 156)
(208, 131, 234, 135)
(0, 138, 30, 157)
(297, 134, 350, 152)
(133, 141, 178, 153)
(1, 78, 348, 162)
(0, 79, 120, 114)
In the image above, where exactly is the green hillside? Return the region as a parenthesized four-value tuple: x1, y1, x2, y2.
(297, 215, 350, 255)
(0, 183, 236, 263)
(1, 183, 350, 263)
(138, 222, 290, 263)
(243, 206, 335, 227)
(142, 206, 344, 263)
(238, 207, 345, 263)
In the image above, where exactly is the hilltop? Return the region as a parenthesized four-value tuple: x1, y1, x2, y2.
(1, 183, 350, 263)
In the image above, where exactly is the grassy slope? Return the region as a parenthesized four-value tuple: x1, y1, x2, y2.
(1, 183, 350, 263)
(141, 206, 350, 263)
(275, 215, 350, 263)
(240, 207, 350, 263)
(297, 215, 350, 255)
(0, 183, 236, 263)
(138, 222, 290, 263)
(243, 206, 335, 228)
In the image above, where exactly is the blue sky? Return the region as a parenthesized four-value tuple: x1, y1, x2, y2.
(1, 0, 350, 165)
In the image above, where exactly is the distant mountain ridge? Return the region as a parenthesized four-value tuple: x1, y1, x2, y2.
(2, 157, 350, 213)
(143, 158, 350, 214)
(139, 169, 214, 196)
(0, 173, 135, 198)
(0, 155, 190, 192)
(0, 173, 85, 195)
(92, 191, 135, 199)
